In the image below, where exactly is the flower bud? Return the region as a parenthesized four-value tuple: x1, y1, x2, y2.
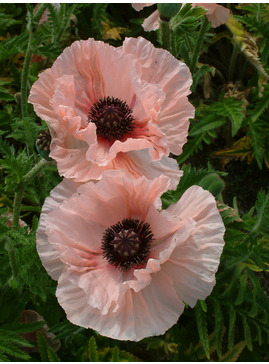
(157, 3, 182, 20)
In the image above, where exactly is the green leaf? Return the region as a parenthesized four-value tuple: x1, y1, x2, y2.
(220, 341, 246, 361)
(195, 301, 209, 359)
(47, 346, 61, 362)
(211, 97, 245, 137)
(0, 341, 30, 361)
(199, 300, 207, 313)
(88, 336, 99, 362)
(0, 87, 15, 102)
(7, 117, 44, 149)
(36, 331, 50, 362)
(248, 122, 264, 169)
(198, 173, 225, 197)
(251, 187, 269, 235)
(234, 273, 247, 305)
(189, 115, 226, 137)
(228, 305, 236, 350)
(243, 317, 253, 351)
(0, 11, 22, 30)
(213, 301, 224, 357)
(112, 346, 120, 362)
(170, 4, 207, 34)
(249, 84, 269, 124)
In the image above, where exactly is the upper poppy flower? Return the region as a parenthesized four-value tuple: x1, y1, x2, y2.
(37, 170, 225, 341)
(29, 37, 194, 188)
(133, 3, 230, 31)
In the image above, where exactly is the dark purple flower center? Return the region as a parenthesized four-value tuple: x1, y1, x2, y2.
(101, 218, 154, 271)
(88, 96, 134, 141)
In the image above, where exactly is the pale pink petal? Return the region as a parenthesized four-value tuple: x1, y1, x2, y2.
(192, 3, 230, 28)
(142, 9, 160, 31)
(163, 185, 225, 307)
(123, 37, 194, 155)
(36, 179, 79, 280)
(132, 3, 154, 11)
(57, 268, 184, 341)
(118, 150, 182, 190)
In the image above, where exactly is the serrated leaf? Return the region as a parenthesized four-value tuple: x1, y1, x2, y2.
(251, 187, 269, 235)
(234, 273, 247, 305)
(220, 341, 246, 361)
(7, 117, 44, 148)
(170, 3, 207, 34)
(189, 117, 226, 137)
(247, 268, 268, 306)
(0, 341, 30, 361)
(228, 305, 236, 351)
(0, 88, 15, 102)
(213, 301, 224, 357)
(88, 336, 99, 362)
(195, 301, 209, 359)
(214, 136, 255, 165)
(36, 331, 49, 362)
(47, 346, 61, 362)
(242, 317, 253, 351)
(211, 98, 245, 136)
(0, 352, 9, 362)
(199, 300, 207, 313)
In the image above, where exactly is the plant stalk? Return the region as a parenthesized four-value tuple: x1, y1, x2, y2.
(190, 17, 208, 74)
(21, 3, 48, 118)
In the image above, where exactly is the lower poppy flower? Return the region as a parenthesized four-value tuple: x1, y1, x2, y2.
(37, 171, 225, 341)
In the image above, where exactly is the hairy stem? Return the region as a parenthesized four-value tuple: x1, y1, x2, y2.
(12, 159, 52, 230)
(5, 237, 20, 285)
(21, 3, 48, 118)
(190, 17, 208, 74)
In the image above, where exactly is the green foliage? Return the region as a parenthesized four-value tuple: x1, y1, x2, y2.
(162, 163, 227, 209)
(37, 331, 61, 362)
(195, 301, 210, 359)
(170, 4, 207, 35)
(0, 321, 45, 361)
(0, 3, 269, 362)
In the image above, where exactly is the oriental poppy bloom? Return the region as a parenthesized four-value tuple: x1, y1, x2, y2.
(37, 170, 225, 341)
(28, 37, 194, 189)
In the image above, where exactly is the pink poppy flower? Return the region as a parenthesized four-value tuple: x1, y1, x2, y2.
(37, 170, 225, 341)
(28, 37, 194, 189)
(133, 3, 230, 31)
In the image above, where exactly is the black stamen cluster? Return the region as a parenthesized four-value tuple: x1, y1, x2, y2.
(101, 218, 154, 271)
(88, 96, 135, 141)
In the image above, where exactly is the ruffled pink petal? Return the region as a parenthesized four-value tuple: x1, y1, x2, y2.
(74, 170, 171, 223)
(36, 179, 79, 280)
(142, 9, 160, 31)
(118, 150, 182, 190)
(57, 267, 184, 341)
(163, 185, 225, 307)
(122, 37, 194, 155)
(64, 265, 128, 315)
